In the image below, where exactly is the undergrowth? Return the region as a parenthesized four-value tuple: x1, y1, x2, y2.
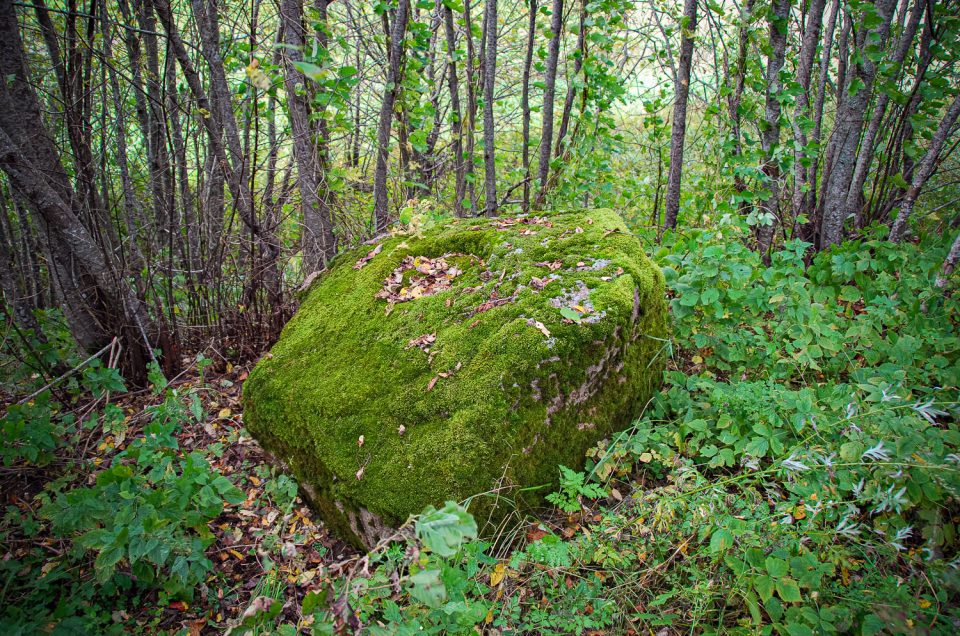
(283, 218, 960, 634)
(1, 214, 958, 634)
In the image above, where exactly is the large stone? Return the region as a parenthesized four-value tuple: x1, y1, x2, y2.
(242, 209, 668, 547)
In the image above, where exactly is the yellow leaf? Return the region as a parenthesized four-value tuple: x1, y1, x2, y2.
(218, 408, 232, 419)
(226, 362, 234, 374)
(572, 304, 589, 314)
(692, 355, 703, 364)
(489, 563, 507, 587)
(919, 598, 932, 609)
(485, 608, 494, 624)
(228, 549, 244, 560)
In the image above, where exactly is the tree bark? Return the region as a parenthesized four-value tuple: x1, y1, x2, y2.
(534, 0, 564, 209)
(662, 0, 698, 232)
(444, 2, 467, 216)
(935, 228, 960, 288)
(849, 0, 923, 227)
(520, 0, 537, 212)
(373, 0, 411, 232)
(281, 0, 336, 271)
(889, 94, 960, 242)
(0, 0, 152, 381)
(819, 0, 897, 249)
(482, 0, 498, 217)
(789, 0, 826, 222)
(757, 0, 791, 256)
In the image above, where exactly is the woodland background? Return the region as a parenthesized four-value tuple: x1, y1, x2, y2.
(2, 0, 960, 633)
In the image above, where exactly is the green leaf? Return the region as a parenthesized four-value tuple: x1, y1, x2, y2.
(415, 501, 477, 557)
(765, 556, 788, 578)
(302, 588, 329, 615)
(776, 577, 802, 602)
(753, 574, 774, 602)
(838, 285, 861, 302)
(408, 568, 447, 608)
(559, 307, 583, 323)
(292, 61, 324, 82)
(709, 528, 734, 553)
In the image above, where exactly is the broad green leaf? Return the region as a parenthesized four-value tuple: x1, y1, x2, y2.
(408, 568, 446, 608)
(415, 501, 477, 557)
(709, 528, 734, 553)
(776, 577, 802, 602)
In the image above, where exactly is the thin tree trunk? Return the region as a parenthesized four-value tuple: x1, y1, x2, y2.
(444, 3, 467, 217)
(554, 0, 586, 163)
(373, 0, 411, 232)
(520, 0, 537, 212)
(482, 0, 498, 217)
(662, 0, 697, 232)
(464, 0, 479, 214)
(889, 94, 960, 242)
(790, 0, 826, 222)
(281, 0, 336, 271)
(757, 0, 790, 256)
(849, 0, 923, 227)
(0, 0, 152, 381)
(534, 0, 564, 209)
(819, 0, 897, 249)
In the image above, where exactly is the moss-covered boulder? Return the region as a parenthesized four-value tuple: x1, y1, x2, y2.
(243, 209, 668, 547)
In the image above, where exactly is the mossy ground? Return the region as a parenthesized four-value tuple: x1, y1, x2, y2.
(243, 209, 668, 547)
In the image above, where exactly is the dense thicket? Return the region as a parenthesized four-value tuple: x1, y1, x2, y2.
(1, 0, 959, 382)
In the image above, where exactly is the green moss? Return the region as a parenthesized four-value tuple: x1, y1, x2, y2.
(242, 209, 668, 547)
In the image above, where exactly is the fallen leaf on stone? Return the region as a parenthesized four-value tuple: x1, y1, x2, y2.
(560, 307, 583, 323)
(528, 319, 551, 338)
(353, 244, 383, 269)
(376, 254, 470, 304)
(406, 333, 436, 352)
(534, 260, 563, 271)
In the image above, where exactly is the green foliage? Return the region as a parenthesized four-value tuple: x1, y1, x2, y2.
(1, 362, 244, 632)
(416, 501, 478, 557)
(40, 386, 245, 595)
(293, 218, 959, 634)
(545, 465, 607, 512)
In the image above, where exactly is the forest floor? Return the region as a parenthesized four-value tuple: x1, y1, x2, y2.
(1, 359, 362, 633)
(3, 226, 958, 634)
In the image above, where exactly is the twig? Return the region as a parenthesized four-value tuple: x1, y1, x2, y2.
(17, 338, 119, 405)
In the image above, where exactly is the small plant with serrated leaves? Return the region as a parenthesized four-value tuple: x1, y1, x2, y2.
(545, 465, 608, 513)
